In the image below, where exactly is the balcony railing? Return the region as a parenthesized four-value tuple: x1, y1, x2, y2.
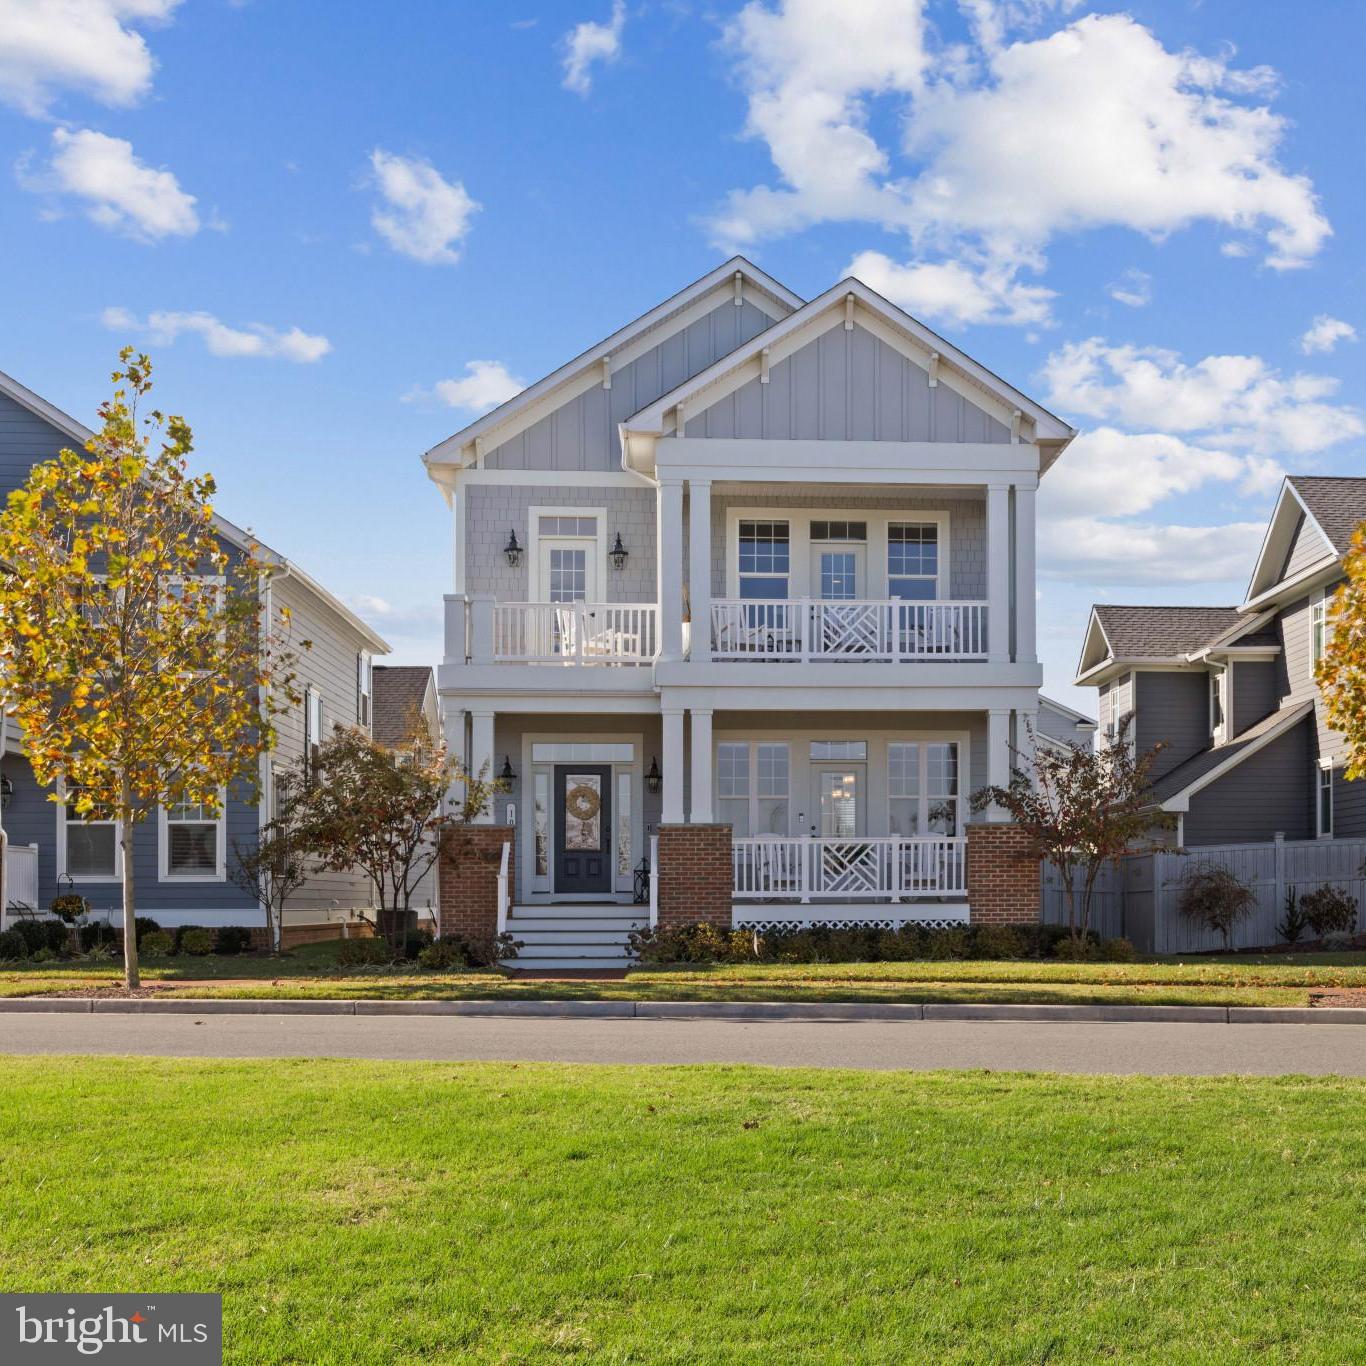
(489, 602, 657, 666)
(732, 835, 967, 901)
(709, 599, 988, 662)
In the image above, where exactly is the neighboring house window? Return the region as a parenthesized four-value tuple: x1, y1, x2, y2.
(1209, 670, 1226, 742)
(59, 792, 121, 881)
(888, 742, 961, 837)
(1318, 764, 1334, 838)
(737, 521, 789, 599)
(161, 795, 225, 880)
(357, 652, 372, 727)
(1310, 592, 1329, 669)
(717, 741, 789, 836)
(304, 687, 322, 773)
(887, 523, 939, 601)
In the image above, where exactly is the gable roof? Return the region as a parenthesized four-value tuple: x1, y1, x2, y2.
(1147, 701, 1314, 810)
(1039, 693, 1097, 729)
(619, 275, 1075, 472)
(1092, 605, 1243, 659)
(0, 367, 94, 448)
(372, 665, 435, 746)
(1243, 476, 1356, 606)
(423, 257, 804, 473)
(1287, 476, 1366, 555)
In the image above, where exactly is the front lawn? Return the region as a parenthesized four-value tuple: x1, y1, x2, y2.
(3, 1057, 1363, 1362)
(4, 943, 1366, 1006)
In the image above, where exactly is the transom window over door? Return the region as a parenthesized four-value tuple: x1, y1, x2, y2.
(888, 741, 961, 836)
(888, 523, 940, 600)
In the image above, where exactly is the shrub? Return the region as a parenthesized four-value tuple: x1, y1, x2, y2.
(454, 932, 521, 967)
(30, 947, 57, 963)
(0, 929, 27, 960)
(134, 916, 161, 944)
(214, 925, 254, 956)
(1299, 885, 1358, 938)
(141, 931, 174, 957)
(336, 937, 394, 967)
(1053, 935, 1094, 961)
(12, 919, 69, 955)
(969, 925, 1026, 959)
(400, 929, 435, 962)
(1177, 866, 1257, 949)
(417, 940, 467, 971)
(1099, 937, 1137, 962)
(49, 894, 88, 924)
(178, 927, 214, 956)
(1276, 886, 1308, 946)
(78, 921, 118, 953)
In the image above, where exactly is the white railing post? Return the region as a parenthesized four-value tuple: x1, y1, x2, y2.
(443, 593, 468, 664)
(891, 835, 903, 902)
(496, 842, 510, 935)
(649, 833, 659, 929)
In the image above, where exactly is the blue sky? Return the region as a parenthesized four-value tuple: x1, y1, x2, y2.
(2, 0, 1363, 711)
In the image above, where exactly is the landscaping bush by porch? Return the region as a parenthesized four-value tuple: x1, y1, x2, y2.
(630, 920, 1136, 965)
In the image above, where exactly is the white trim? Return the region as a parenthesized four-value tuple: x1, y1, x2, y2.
(439, 469, 655, 490)
(1310, 586, 1330, 671)
(158, 790, 228, 883)
(526, 505, 608, 603)
(424, 257, 802, 469)
(1317, 759, 1334, 840)
(55, 789, 123, 884)
(1208, 664, 1228, 746)
(0, 367, 94, 446)
(1243, 478, 1339, 607)
(727, 506, 951, 600)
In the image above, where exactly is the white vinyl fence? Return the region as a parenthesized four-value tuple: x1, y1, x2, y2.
(1042, 835, 1366, 953)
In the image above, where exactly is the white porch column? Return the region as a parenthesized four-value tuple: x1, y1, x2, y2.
(442, 705, 467, 813)
(657, 478, 685, 662)
(987, 707, 1011, 821)
(987, 483, 1011, 664)
(1014, 708, 1038, 786)
(689, 708, 714, 823)
(661, 707, 685, 824)
(469, 708, 496, 824)
(1014, 481, 1037, 664)
(688, 479, 712, 661)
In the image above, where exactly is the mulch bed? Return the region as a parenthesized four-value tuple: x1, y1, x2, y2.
(1309, 988, 1366, 1008)
(33, 985, 177, 999)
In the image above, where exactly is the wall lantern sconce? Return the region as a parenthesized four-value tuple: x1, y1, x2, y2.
(609, 533, 629, 571)
(503, 530, 523, 568)
(0, 774, 12, 810)
(499, 755, 518, 789)
(645, 756, 662, 795)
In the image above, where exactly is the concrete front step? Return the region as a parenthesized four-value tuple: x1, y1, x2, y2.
(513, 929, 640, 947)
(508, 917, 647, 933)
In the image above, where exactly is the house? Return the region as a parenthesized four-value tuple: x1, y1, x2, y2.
(1037, 695, 1097, 756)
(424, 258, 1075, 966)
(0, 368, 390, 940)
(1074, 476, 1366, 847)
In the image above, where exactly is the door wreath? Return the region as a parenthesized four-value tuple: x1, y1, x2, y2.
(566, 783, 602, 823)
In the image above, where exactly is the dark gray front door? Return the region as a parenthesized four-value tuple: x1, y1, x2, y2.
(554, 766, 613, 895)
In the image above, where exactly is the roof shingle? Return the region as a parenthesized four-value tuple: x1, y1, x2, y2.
(1288, 476, 1366, 555)
(1093, 605, 1243, 660)
(372, 665, 434, 747)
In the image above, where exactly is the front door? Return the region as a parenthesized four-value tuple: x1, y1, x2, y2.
(554, 765, 613, 894)
(810, 543, 866, 600)
(812, 764, 864, 837)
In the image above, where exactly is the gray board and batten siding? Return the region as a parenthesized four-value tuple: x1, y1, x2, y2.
(1132, 672, 1208, 781)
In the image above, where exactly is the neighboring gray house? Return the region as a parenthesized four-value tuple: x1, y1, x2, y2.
(0, 368, 390, 934)
(1074, 476, 1366, 846)
(1037, 695, 1096, 756)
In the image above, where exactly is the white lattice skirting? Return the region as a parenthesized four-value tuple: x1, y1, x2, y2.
(733, 903, 970, 932)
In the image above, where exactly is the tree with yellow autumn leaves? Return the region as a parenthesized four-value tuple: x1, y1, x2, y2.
(1318, 524, 1366, 780)
(0, 353, 298, 987)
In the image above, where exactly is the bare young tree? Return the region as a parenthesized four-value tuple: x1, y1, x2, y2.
(229, 763, 310, 952)
(971, 718, 1173, 949)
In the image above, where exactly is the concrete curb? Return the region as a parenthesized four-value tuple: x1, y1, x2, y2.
(3, 997, 1366, 1025)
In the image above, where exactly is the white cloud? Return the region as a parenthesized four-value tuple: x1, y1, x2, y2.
(849, 249, 1054, 327)
(561, 0, 625, 97)
(1038, 516, 1265, 585)
(22, 127, 198, 240)
(1107, 268, 1151, 308)
(102, 307, 331, 362)
(1299, 314, 1357, 356)
(1040, 337, 1364, 455)
(368, 150, 479, 265)
(0, 0, 181, 117)
(712, 6, 1330, 326)
(409, 360, 526, 415)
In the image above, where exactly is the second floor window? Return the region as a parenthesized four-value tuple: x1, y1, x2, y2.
(738, 521, 789, 600)
(1210, 670, 1225, 740)
(887, 523, 939, 601)
(1311, 594, 1329, 668)
(304, 687, 322, 773)
(357, 652, 372, 726)
(1318, 765, 1333, 837)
